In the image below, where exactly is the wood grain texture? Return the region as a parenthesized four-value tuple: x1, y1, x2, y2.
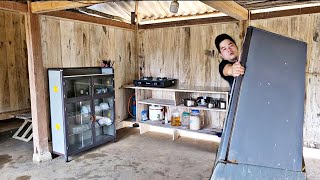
(0, 10, 30, 119)
(40, 16, 137, 123)
(25, 11, 50, 156)
(43, 11, 134, 30)
(305, 74, 320, 147)
(201, 1, 249, 20)
(31, 1, 99, 13)
(0, 1, 28, 13)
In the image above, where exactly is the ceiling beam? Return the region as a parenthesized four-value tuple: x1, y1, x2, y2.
(0, 1, 28, 13)
(31, 1, 101, 13)
(139, 16, 237, 29)
(43, 10, 135, 30)
(251, 6, 320, 20)
(201, 1, 249, 20)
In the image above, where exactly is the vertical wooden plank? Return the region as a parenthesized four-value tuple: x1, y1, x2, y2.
(114, 28, 126, 122)
(0, 11, 9, 112)
(40, 16, 62, 68)
(12, 13, 25, 110)
(81, 24, 90, 67)
(178, 27, 191, 85)
(113, 28, 138, 122)
(5, 12, 18, 111)
(308, 14, 320, 73)
(18, 13, 30, 109)
(60, 20, 76, 67)
(0, 10, 30, 117)
(89, 24, 102, 67)
(74, 22, 83, 66)
(25, 10, 51, 161)
(304, 74, 320, 147)
(74, 22, 90, 67)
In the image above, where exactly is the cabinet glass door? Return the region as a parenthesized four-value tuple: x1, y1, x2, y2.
(93, 75, 114, 95)
(66, 100, 93, 152)
(65, 78, 91, 98)
(93, 97, 115, 142)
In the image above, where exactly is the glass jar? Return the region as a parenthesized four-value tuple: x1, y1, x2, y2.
(171, 108, 181, 126)
(181, 112, 190, 129)
(190, 110, 201, 130)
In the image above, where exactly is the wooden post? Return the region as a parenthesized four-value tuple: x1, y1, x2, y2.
(25, 2, 51, 162)
(239, 11, 250, 48)
(239, 20, 249, 42)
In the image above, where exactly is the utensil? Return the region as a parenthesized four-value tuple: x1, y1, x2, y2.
(182, 98, 197, 107)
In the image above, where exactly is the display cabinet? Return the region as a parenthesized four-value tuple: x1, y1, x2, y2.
(48, 67, 115, 161)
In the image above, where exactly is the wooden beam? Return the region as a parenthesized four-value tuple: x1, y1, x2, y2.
(0, 109, 31, 120)
(31, 1, 101, 13)
(201, 1, 249, 20)
(239, 20, 249, 43)
(25, 3, 51, 162)
(0, 1, 27, 13)
(251, 6, 320, 20)
(42, 10, 135, 30)
(140, 6, 320, 30)
(139, 16, 237, 29)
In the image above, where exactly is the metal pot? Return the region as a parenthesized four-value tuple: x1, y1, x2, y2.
(182, 98, 197, 107)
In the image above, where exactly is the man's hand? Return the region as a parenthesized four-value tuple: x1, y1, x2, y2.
(231, 62, 245, 77)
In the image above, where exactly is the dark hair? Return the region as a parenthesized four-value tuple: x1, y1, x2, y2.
(215, 34, 236, 53)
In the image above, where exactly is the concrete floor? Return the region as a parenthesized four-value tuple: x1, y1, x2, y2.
(0, 127, 319, 180)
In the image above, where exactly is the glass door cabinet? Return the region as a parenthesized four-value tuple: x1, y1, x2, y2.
(48, 67, 115, 162)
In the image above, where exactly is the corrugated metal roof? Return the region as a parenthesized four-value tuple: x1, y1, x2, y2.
(88, 1, 219, 23)
(85, 0, 320, 24)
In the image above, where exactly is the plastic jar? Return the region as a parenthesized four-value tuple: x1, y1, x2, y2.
(181, 112, 190, 129)
(190, 110, 201, 130)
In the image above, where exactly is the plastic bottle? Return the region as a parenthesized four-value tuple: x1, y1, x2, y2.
(171, 108, 181, 126)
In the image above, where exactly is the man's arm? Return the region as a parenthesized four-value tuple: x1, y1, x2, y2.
(223, 62, 245, 77)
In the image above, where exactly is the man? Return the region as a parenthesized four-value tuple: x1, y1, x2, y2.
(215, 34, 245, 88)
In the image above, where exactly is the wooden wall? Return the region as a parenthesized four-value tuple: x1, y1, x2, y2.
(0, 8, 319, 147)
(0, 10, 30, 119)
(40, 16, 137, 123)
(139, 14, 320, 147)
(251, 13, 320, 148)
(138, 23, 242, 128)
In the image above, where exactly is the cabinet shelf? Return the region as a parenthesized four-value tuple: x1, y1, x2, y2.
(140, 120, 222, 136)
(176, 104, 227, 112)
(123, 83, 228, 141)
(123, 84, 229, 94)
(138, 98, 175, 106)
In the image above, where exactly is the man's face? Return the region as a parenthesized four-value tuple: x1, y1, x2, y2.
(219, 39, 239, 62)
